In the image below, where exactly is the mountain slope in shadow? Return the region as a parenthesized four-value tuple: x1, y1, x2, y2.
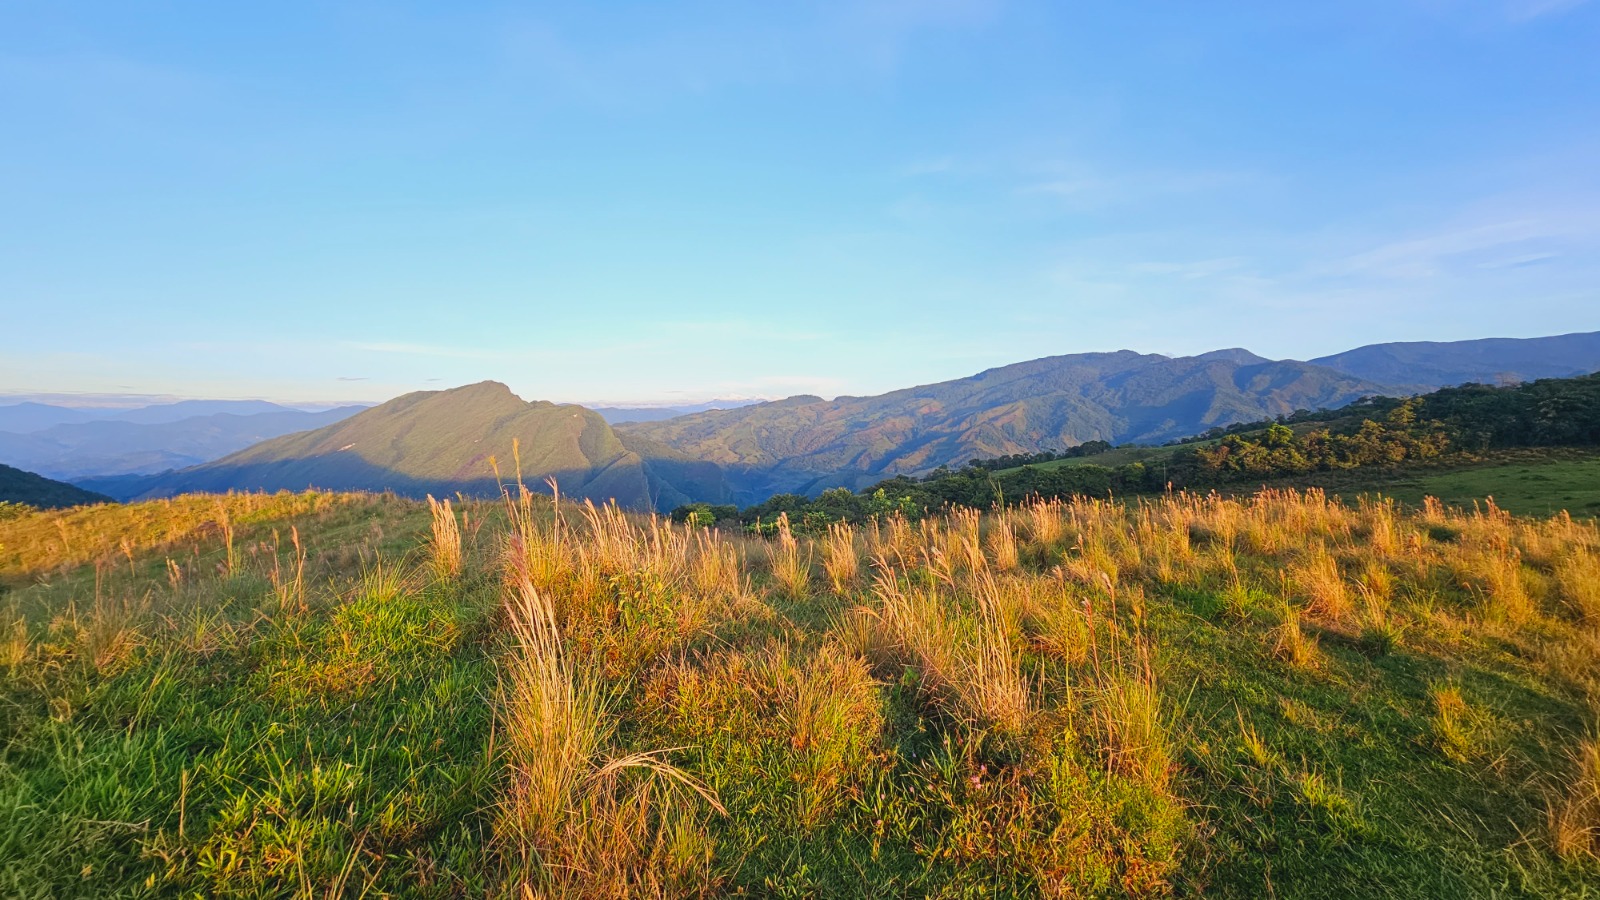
(0, 463, 112, 509)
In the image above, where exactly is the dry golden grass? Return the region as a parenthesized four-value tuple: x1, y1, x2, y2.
(14, 482, 1600, 895)
(1019, 577, 1090, 664)
(1026, 498, 1066, 549)
(426, 494, 463, 580)
(1291, 547, 1352, 625)
(500, 484, 748, 678)
(1558, 550, 1600, 625)
(821, 521, 860, 594)
(680, 643, 883, 827)
(1549, 734, 1600, 862)
(492, 474, 732, 883)
(1429, 683, 1477, 763)
(1473, 544, 1534, 627)
(269, 525, 307, 614)
(214, 498, 237, 577)
(1097, 664, 1172, 791)
(945, 506, 988, 575)
(689, 528, 744, 600)
(766, 513, 812, 599)
(830, 604, 886, 661)
(1271, 606, 1322, 671)
(80, 589, 147, 672)
(987, 511, 1021, 573)
(868, 563, 1032, 737)
(499, 576, 723, 897)
(1, 613, 28, 668)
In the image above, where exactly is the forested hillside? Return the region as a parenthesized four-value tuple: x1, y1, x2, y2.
(0, 463, 112, 510)
(623, 350, 1391, 502)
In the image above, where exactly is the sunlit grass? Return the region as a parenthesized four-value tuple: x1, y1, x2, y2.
(3, 486, 1600, 895)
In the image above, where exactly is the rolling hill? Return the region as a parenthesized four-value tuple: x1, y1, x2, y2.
(0, 462, 112, 509)
(102, 382, 732, 510)
(619, 350, 1394, 502)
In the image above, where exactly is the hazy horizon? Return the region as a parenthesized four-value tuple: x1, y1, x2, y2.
(6, 327, 1600, 409)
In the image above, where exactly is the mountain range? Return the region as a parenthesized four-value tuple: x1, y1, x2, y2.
(1309, 331, 1600, 391)
(618, 349, 1397, 500)
(0, 398, 351, 433)
(44, 330, 1600, 510)
(0, 406, 367, 481)
(591, 399, 760, 424)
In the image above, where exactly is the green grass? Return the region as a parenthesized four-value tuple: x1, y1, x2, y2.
(5, 489, 1600, 896)
(1155, 585, 1580, 896)
(1334, 450, 1600, 518)
(994, 443, 1199, 475)
(0, 493, 503, 897)
(1004, 444, 1600, 519)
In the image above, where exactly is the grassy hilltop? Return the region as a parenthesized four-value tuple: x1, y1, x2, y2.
(3, 486, 1600, 897)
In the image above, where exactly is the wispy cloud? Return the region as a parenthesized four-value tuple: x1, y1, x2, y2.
(1021, 166, 1258, 208)
(1328, 207, 1596, 279)
(1504, 0, 1591, 21)
(1025, 188, 1600, 359)
(1478, 252, 1560, 268)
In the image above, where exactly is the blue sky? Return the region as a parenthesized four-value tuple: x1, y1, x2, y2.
(2, 1, 1597, 405)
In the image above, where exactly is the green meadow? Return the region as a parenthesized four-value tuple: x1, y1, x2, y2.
(4, 487, 1600, 897)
